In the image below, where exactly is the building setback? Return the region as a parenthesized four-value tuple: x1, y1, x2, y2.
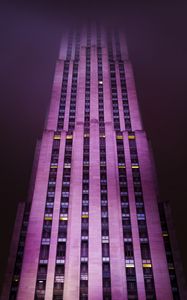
(1, 25, 186, 300)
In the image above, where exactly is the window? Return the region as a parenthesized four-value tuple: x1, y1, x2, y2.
(40, 245, 49, 260)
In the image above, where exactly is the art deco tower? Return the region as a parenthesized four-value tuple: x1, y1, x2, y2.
(1, 25, 185, 300)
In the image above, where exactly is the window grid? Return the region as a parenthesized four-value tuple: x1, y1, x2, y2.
(80, 136, 89, 300)
(97, 46, 104, 129)
(57, 61, 70, 130)
(158, 203, 180, 300)
(116, 133, 138, 299)
(118, 61, 132, 131)
(97, 27, 112, 299)
(57, 31, 73, 131)
(9, 204, 30, 300)
(35, 133, 61, 299)
(79, 27, 91, 299)
(100, 135, 112, 300)
(84, 45, 90, 130)
(52, 135, 73, 299)
(128, 133, 156, 299)
(107, 32, 120, 131)
(114, 31, 132, 131)
(66, 30, 73, 61)
(68, 31, 80, 132)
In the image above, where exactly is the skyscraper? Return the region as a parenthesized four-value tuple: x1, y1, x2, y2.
(1, 25, 186, 300)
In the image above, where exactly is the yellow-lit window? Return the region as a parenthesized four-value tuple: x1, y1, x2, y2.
(66, 135, 73, 139)
(143, 263, 152, 268)
(54, 135, 61, 140)
(162, 232, 168, 237)
(132, 165, 139, 169)
(128, 135, 135, 139)
(82, 215, 89, 218)
(116, 135, 123, 140)
(118, 165, 126, 169)
(45, 216, 52, 221)
(50, 165, 58, 169)
(60, 216, 68, 221)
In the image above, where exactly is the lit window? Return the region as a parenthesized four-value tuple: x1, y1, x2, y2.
(126, 259, 135, 268)
(60, 216, 68, 221)
(44, 216, 52, 221)
(126, 263, 134, 268)
(143, 263, 152, 268)
(132, 165, 139, 169)
(162, 232, 168, 237)
(168, 263, 174, 270)
(82, 214, 89, 218)
(54, 135, 61, 140)
(64, 163, 71, 168)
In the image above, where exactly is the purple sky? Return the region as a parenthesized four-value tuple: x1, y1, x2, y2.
(0, 1, 187, 289)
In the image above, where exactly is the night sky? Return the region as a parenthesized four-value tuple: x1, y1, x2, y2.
(0, 1, 187, 291)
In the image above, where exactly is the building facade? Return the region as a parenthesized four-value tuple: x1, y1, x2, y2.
(1, 25, 185, 300)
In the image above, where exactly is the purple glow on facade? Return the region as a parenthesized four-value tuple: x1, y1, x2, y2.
(1, 25, 184, 300)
